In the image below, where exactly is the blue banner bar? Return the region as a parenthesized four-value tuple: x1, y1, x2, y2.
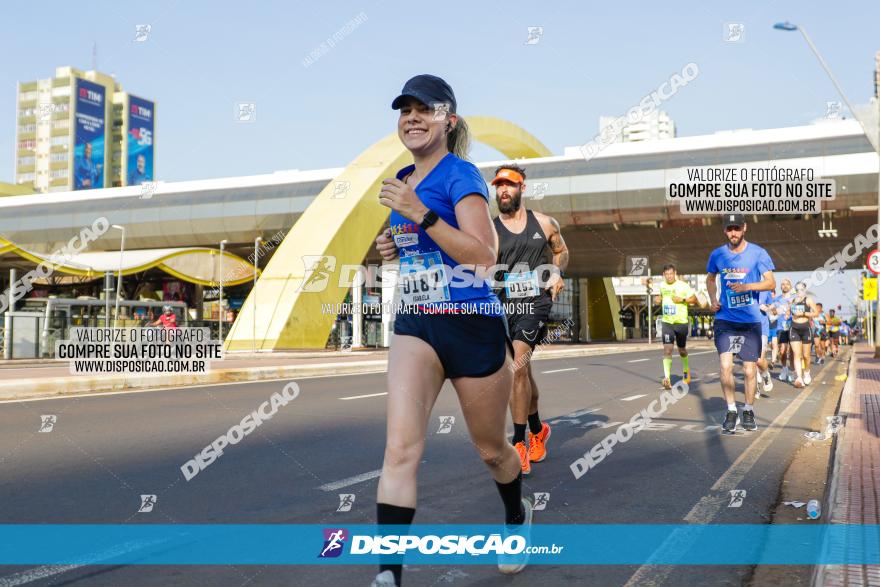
(0, 525, 876, 565)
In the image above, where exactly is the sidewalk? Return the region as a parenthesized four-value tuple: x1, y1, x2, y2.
(0, 340, 715, 401)
(816, 345, 880, 587)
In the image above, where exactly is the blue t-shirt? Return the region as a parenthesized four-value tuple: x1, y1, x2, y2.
(814, 312, 826, 333)
(389, 153, 501, 316)
(758, 290, 771, 336)
(771, 292, 794, 330)
(707, 242, 774, 323)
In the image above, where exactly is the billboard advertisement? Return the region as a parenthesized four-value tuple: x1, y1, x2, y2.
(73, 78, 106, 190)
(127, 95, 155, 185)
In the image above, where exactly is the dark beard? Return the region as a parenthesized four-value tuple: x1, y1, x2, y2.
(497, 195, 521, 214)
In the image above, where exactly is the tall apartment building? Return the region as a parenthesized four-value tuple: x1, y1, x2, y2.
(14, 66, 155, 193)
(598, 110, 676, 143)
(875, 50, 880, 98)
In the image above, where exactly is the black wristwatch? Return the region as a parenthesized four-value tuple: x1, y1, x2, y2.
(419, 209, 439, 230)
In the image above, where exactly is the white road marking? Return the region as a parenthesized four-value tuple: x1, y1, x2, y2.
(620, 394, 648, 402)
(541, 368, 578, 374)
(686, 350, 716, 356)
(706, 372, 719, 377)
(0, 539, 168, 586)
(627, 358, 650, 363)
(623, 361, 833, 587)
(339, 392, 387, 400)
(318, 469, 383, 492)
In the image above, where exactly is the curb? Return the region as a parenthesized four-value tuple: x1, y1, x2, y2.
(0, 341, 713, 401)
(812, 349, 857, 587)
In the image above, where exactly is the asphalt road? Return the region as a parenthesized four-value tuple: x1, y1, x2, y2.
(0, 345, 850, 586)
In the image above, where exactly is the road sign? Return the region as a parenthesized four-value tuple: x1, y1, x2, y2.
(868, 249, 880, 275)
(626, 256, 649, 276)
(863, 277, 878, 301)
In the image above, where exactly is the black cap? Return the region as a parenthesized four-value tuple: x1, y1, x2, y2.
(722, 213, 746, 228)
(391, 74, 457, 113)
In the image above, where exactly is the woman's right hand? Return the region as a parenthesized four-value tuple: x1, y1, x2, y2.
(376, 228, 398, 261)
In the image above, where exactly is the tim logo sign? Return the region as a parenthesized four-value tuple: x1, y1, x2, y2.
(318, 528, 348, 558)
(78, 87, 103, 105)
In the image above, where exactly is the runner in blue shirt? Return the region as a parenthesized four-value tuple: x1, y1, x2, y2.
(756, 290, 774, 396)
(706, 213, 776, 433)
(372, 74, 531, 586)
(769, 278, 796, 382)
(812, 303, 827, 365)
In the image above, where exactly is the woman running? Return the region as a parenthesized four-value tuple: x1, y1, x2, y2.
(787, 281, 818, 388)
(372, 74, 531, 586)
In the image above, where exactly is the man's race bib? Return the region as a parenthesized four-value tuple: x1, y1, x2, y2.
(504, 271, 540, 299)
(662, 302, 677, 316)
(399, 252, 450, 305)
(725, 283, 754, 309)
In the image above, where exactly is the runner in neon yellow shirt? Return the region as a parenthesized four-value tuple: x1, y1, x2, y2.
(653, 264, 700, 389)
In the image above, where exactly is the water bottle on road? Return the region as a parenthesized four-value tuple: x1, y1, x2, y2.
(807, 499, 821, 519)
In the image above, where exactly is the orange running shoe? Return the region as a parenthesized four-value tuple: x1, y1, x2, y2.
(514, 441, 531, 475)
(528, 423, 551, 463)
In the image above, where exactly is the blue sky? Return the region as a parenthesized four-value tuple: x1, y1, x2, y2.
(1, 0, 877, 316)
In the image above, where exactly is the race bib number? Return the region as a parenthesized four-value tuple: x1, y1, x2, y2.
(399, 252, 449, 304)
(663, 303, 677, 316)
(792, 304, 805, 315)
(725, 284, 754, 309)
(393, 232, 419, 248)
(504, 271, 539, 299)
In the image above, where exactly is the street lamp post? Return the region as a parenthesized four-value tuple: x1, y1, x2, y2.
(219, 239, 228, 343)
(253, 236, 262, 353)
(111, 225, 125, 327)
(774, 21, 880, 356)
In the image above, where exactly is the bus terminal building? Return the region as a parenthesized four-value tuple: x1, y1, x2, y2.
(0, 118, 877, 352)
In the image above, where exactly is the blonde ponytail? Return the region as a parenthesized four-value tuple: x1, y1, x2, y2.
(447, 116, 471, 160)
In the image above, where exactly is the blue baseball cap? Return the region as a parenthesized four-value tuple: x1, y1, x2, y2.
(391, 74, 457, 113)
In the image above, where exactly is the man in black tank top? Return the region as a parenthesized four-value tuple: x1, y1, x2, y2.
(491, 164, 569, 476)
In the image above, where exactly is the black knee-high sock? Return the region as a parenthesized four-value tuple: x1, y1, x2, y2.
(528, 411, 542, 435)
(495, 472, 524, 525)
(512, 423, 527, 445)
(377, 503, 415, 585)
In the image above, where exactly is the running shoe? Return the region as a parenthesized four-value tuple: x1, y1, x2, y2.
(528, 423, 551, 463)
(498, 497, 533, 575)
(371, 570, 397, 587)
(787, 373, 796, 383)
(661, 377, 672, 390)
(778, 367, 789, 381)
(683, 370, 691, 384)
(804, 371, 812, 386)
(515, 441, 531, 475)
(794, 377, 805, 388)
(741, 410, 757, 431)
(722, 410, 739, 433)
(762, 372, 774, 393)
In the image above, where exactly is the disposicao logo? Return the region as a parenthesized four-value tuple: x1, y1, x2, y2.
(319, 528, 348, 558)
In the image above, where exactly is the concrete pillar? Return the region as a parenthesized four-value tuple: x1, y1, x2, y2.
(352, 280, 363, 348)
(381, 262, 398, 348)
(193, 284, 204, 321)
(577, 278, 590, 342)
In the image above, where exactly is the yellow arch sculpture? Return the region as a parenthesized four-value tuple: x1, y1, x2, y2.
(223, 116, 552, 350)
